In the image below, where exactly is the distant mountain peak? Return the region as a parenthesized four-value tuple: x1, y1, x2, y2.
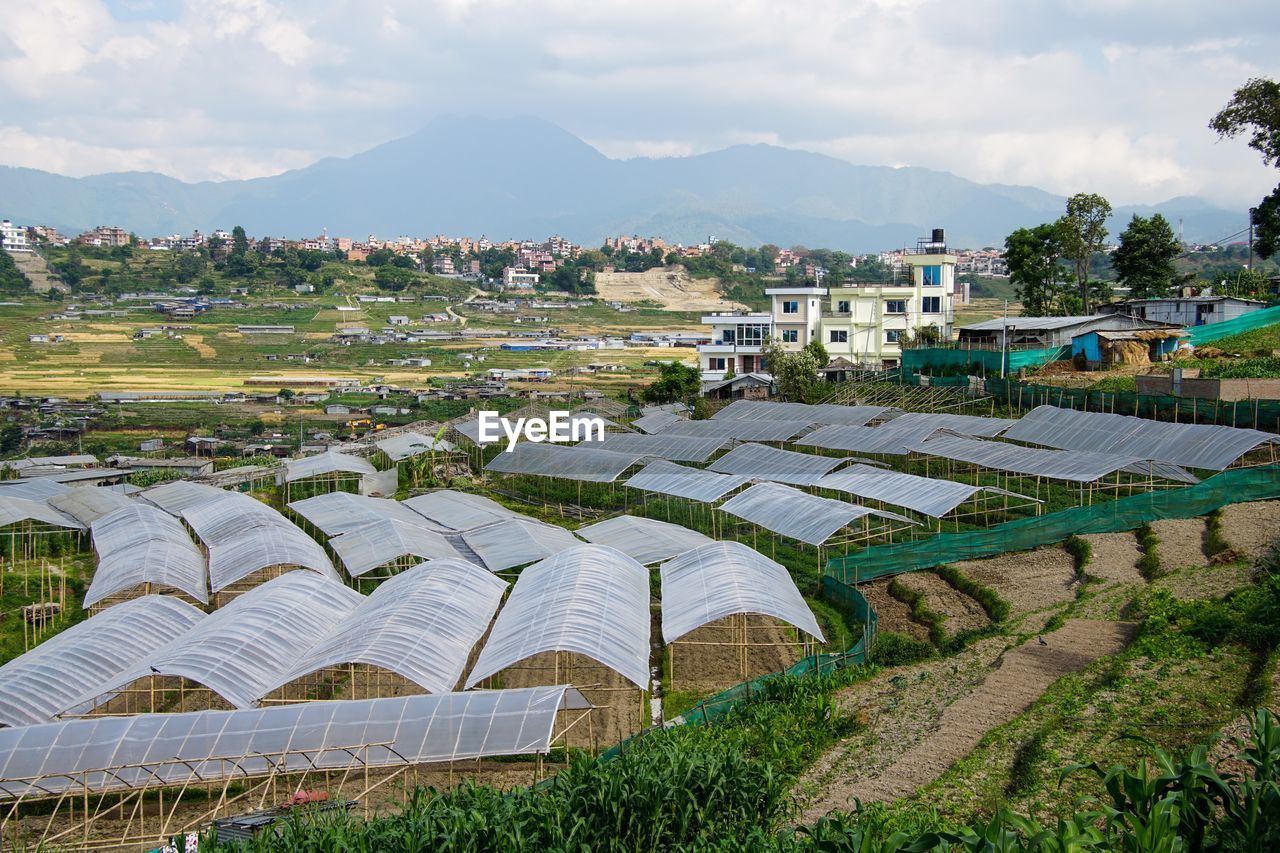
(0, 117, 1242, 249)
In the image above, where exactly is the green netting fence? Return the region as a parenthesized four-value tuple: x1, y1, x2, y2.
(983, 378, 1280, 432)
(1185, 304, 1280, 345)
(826, 465, 1280, 584)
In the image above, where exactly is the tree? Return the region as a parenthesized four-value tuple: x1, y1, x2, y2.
(1059, 193, 1112, 313)
(1211, 78, 1280, 259)
(762, 337, 819, 402)
(1112, 214, 1182, 300)
(0, 421, 22, 454)
(1004, 224, 1067, 315)
(803, 338, 829, 369)
(373, 265, 415, 292)
(641, 361, 700, 404)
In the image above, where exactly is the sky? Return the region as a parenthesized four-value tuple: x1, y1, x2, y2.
(0, 0, 1276, 209)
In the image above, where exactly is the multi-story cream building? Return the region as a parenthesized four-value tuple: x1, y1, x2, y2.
(698, 231, 956, 379)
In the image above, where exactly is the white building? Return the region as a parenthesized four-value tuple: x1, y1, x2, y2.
(502, 267, 540, 289)
(1, 220, 30, 253)
(697, 312, 773, 379)
(696, 230, 957, 380)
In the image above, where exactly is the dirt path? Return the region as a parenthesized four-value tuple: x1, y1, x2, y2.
(1150, 518, 1208, 571)
(798, 620, 1133, 818)
(859, 580, 929, 641)
(1218, 500, 1280, 562)
(895, 572, 989, 635)
(951, 546, 1076, 615)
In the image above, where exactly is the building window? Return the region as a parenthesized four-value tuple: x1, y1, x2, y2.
(885, 329, 901, 343)
(922, 265, 943, 286)
(722, 328, 735, 343)
(829, 330, 848, 343)
(836, 300, 850, 314)
(782, 300, 799, 314)
(737, 324, 767, 347)
(708, 357, 726, 371)
(885, 299, 906, 314)
(781, 329, 798, 343)
(922, 296, 941, 313)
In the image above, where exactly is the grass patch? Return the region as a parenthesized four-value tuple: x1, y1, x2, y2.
(936, 564, 1010, 623)
(1205, 508, 1235, 560)
(1004, 729, 1049, 797)
(888, 576, 947, 646)
(1136, 523, 1162, 580)
(1063, 535, 1092, 576)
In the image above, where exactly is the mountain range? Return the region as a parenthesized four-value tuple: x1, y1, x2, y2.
(0, 116, 1248, 252)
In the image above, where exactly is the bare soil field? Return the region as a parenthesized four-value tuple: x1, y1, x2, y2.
(667, 615, 802, 694)
(895, 572, 989, 635)
(798, 620, 1133, 816)
(859, 579, 929, 641)
(1218, 500, 1280, 561)
(1150, 518, 1209, 571)
(951, 546, 1076, 615)
(592, 266, 744, 312)
(1080, 532, 1145, 584)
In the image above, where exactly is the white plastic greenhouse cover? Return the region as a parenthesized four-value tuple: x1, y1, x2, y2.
(631, 410, 683, 434)
(906, 434, 1200, 484)
(708, 442, 849, 486)
(624, 460, 751, 503)
(283, 450, 377, 483)
(871, 411, 1017, 439)
(376, 431, 457, 461)
(0, 596, 205, 728)
(712, 400, 897, 426)
(0, 479, 71, 501)
(465, 544, 652, 690)
(576, 515, 715, 565)
(659, 541, 824, 644)
(0, 495, 83, 530)
(138, 480, 228, 515)
(1000, 404, 1278, 471)
(719, 482, 915, 546)
(87, 504, 208, 606)
(403, 490, 523, 532)
(796, 424, 917, 455)
(47, 487, 135, 525)
(663, 418, 816, 442)
(329, 518, 464, 577)
(484, 442, 650, 482)
(0, 686, 590, 799)
(461, 518, 583, 572)
(181, 493, 336, 590)
(71, 572, 363, 712)
(88, 539, 209, 607)
(585, 432, 729, 463)
(816, 464, 1034, 519)
(262, 560, 506, 697)
(289, 491, 431, 537)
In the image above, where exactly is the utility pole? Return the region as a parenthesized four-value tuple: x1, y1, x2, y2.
(1248, 208, 1256, 271)
(999, 299, 1009, 380)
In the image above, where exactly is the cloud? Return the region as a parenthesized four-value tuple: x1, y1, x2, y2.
(0, 0, 1275, 209)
